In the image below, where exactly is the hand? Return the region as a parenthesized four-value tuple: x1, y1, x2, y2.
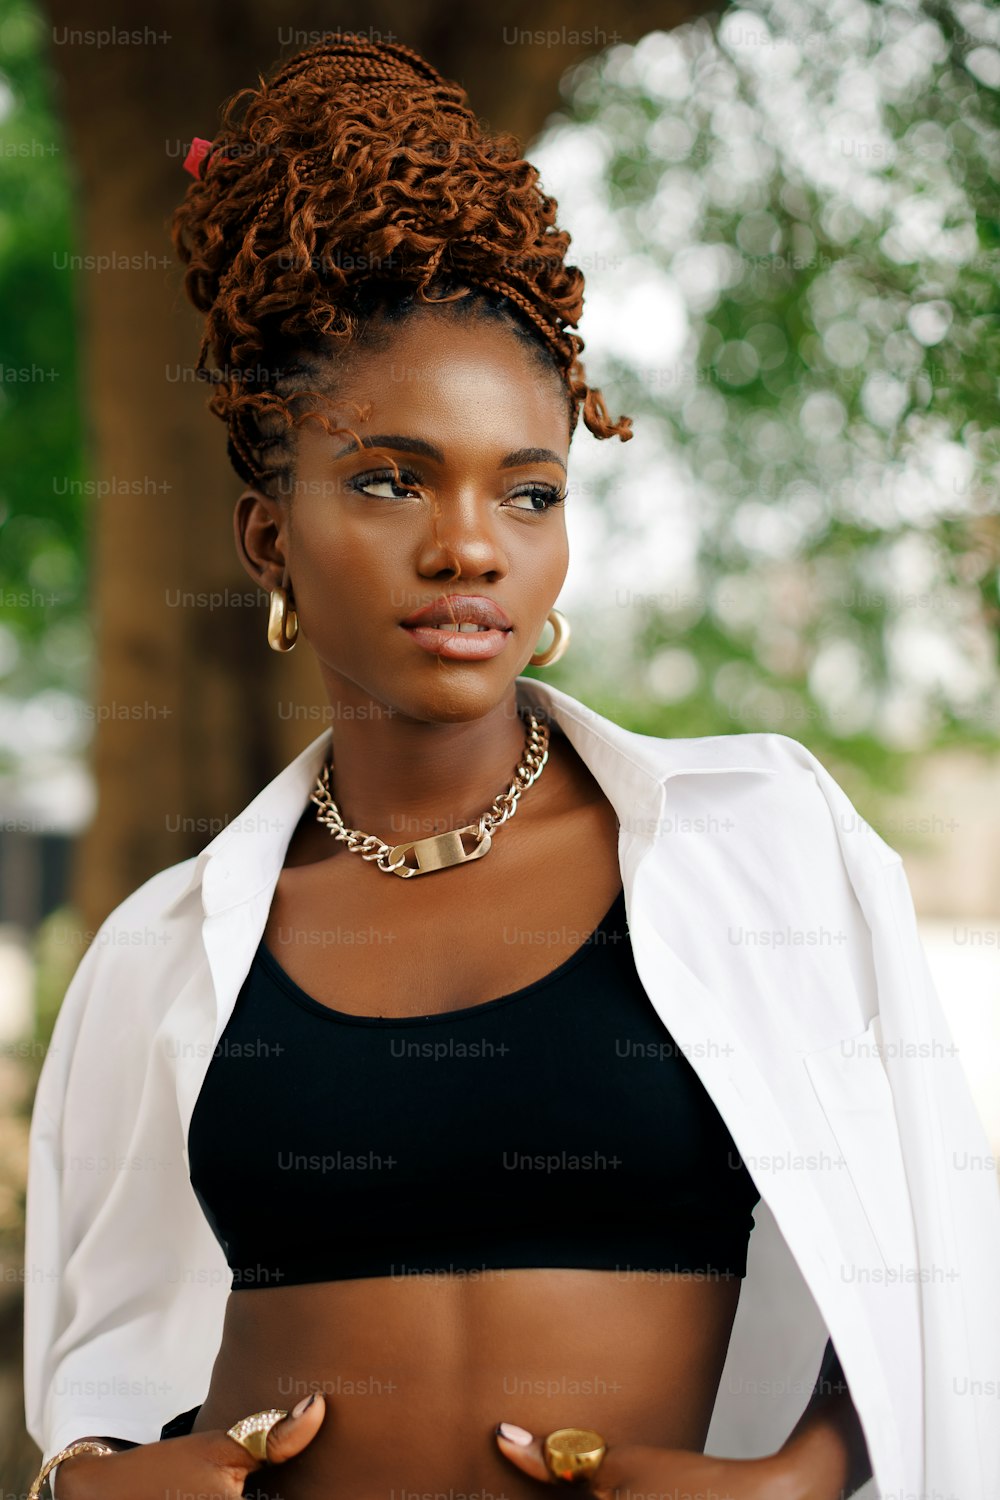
(494, 1421, 801, 1500)
(53, 1392, 326, 1500)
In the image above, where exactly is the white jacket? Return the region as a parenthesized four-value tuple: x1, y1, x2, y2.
(23, 676, 1000, 1497)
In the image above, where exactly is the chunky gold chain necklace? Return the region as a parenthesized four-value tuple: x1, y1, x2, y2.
(308, 708, 551, 878)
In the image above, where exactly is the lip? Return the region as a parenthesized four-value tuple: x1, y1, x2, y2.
(402, 625, 513, 661)
(400, 594, 514, 630)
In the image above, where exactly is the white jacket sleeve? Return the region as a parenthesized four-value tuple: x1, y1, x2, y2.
(872, 856, 1000, 1498)
(783, 733, 1000, 1494)
(23, 870, 231, 1465)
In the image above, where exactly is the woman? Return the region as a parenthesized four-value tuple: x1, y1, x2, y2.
(23, 35, 1000, 1500)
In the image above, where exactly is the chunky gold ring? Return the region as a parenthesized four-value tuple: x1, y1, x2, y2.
(225, 1407, 289, 1463)
(542, 1427, 608, 1484)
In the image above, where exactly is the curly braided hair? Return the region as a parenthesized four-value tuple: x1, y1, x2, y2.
(170, 35, 632, 497)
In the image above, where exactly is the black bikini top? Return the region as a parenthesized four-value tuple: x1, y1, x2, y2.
(187, 885, 760, 1287)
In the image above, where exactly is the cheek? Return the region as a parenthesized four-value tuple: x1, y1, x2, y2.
(531, 520, 570, 586)
(291, 535, 393, 661)
(293, 507, 404, 592)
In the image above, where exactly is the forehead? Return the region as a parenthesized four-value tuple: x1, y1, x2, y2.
(296, 309, 570, 458)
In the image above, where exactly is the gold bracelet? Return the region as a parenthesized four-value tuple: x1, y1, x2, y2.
(28, 1439, 116, 1500)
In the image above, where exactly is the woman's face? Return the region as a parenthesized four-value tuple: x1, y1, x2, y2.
(236, 308, 572, 724)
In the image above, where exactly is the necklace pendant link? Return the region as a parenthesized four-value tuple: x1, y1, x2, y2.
(386, 823, 493, 878)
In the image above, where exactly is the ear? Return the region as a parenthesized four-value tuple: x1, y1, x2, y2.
(233, 487, 287, 591)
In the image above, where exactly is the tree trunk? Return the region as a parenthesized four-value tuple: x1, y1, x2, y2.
(41, 0, 715, 933)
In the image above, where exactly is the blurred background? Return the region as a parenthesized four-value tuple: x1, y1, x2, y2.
(1, 0, 998, 1484)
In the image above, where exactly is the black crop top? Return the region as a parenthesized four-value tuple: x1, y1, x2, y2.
(187, 886, 760, 1287)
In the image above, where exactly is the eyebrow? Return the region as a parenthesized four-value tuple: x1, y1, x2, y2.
(331, 433, 567, 474)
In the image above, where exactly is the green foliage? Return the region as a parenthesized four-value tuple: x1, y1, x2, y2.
(0, 0, 89, 742)
(533, 0, 1000, 788)
(2, 0, 998, 810)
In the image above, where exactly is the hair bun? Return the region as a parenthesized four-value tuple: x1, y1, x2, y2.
(265, 34, 477, 138)
(269, 34, 462, 103)
(171, 32, 632, 487)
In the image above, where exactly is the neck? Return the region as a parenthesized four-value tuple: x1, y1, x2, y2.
(312, 678, 557, 847)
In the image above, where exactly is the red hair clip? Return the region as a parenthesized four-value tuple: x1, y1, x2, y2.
(182, 137, 213, 180)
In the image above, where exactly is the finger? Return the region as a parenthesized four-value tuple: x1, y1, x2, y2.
(266, 1392, 327, 1463)
(494, 1426, 668, 1500)
(494, 1422, 558, 1485)
(217, 1392, 327, 1476)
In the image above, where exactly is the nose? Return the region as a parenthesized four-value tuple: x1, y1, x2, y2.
(415, 490, 508, 581)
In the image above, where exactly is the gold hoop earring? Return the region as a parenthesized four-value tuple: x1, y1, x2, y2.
(267, 585, 298, 652)
(529, 608, 570, 668)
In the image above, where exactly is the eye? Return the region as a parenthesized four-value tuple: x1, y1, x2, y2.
(348, 467, 424, 500)
(504, 484, 568, 514)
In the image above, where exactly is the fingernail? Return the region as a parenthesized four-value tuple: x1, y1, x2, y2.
(291, 1392, 317, 1418)
(496, 1421, 533, 1445)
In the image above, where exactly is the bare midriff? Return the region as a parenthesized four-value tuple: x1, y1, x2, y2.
(189, 727, 746, 1499)
(192, 1270, 743, 1500)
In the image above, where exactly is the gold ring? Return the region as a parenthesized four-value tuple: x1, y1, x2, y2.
(542, 1427, 608, 1484)
(225, 1407, 289, 1463)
